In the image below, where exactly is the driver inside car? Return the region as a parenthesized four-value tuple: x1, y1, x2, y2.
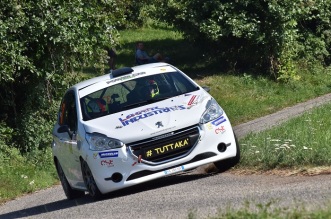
(127, 78, 160, 105)
(141, 79, 159, 98)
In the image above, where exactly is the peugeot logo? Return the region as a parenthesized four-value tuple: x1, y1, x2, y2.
(155, 121, 163, 128)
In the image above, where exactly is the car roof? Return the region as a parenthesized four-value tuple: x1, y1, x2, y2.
(72, 62, 175, 91)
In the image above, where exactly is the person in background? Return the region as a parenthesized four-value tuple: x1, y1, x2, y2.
(107, 48, 117, 70)
(135, 42, 169, 65)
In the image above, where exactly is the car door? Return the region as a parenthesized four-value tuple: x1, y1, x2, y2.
(54, 90, 82, 186)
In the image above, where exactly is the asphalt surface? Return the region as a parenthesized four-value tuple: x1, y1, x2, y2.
(1, 93, 331, 219)
(234, 92, 331, 139)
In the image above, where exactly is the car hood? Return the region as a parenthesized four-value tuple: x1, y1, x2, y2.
(82, 90, 211, 144)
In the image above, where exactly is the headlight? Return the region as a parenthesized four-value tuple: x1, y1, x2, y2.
(86, 133, 124, 151)
(200, 98, 224, 124)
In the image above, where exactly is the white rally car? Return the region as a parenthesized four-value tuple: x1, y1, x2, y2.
(52, 63, 240, 199)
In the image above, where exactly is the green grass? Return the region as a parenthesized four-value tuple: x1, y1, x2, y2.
(0, 147, 58, 204)
(1, 26, 331, 206)
(206, 201, 331, 219)
(238, 102, 331, 171)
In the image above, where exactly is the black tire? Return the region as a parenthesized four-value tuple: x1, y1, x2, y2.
(81, 160, 103, 200)
(56, 160, 85, 199)
(214, 132, 241, 172)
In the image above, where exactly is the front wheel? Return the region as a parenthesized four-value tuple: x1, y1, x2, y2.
(56, 160, 85, 199)
(81, 160, 102, 200)
(214, 132, 240, 172)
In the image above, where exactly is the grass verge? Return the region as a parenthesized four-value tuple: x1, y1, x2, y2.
(0, 147, 57, 204)
(188, 201, 331, 219)
(237, 102, 331, 173)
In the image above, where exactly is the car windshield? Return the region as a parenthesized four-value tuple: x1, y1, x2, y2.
(80, 71, 199, 121)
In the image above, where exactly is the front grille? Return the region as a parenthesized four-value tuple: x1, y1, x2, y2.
(128, 125, 200, 165)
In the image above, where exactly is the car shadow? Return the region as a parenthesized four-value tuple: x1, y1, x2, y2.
(0, 170, 218, 219)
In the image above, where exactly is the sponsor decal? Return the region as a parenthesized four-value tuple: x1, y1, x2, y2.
(99, 151, 119, 158)
(187, 95, 200, 108)
(93, 153, 98, 159)
(144, 138, 190, 159)
(215, 126, 226, 134)
(211, 116, 227, 126)
(115, 126, 122, 129)
(132, 161, 137, 167)
(206, 123, 213, 130)
(101, 159, 114, 167)
(118, 105, 186, 126)
(107, 72, 146, 84)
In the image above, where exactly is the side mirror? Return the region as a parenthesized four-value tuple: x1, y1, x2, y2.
(57, 125, 74, 139)
(202, 86, 210, 93)
(58, 125, 70, 133)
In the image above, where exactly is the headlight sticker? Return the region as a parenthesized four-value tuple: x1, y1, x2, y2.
(99, 151, 119, 158)
(211, 116, 227, 126)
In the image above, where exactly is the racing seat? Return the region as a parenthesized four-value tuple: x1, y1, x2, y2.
(87, 98, 108, 118)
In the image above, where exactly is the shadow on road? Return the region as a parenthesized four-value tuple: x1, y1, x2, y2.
(0, 170, 217, 218)
(103, 170, 216, 200)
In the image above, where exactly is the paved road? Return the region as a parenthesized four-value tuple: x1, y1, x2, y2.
(1, 93, 331, 219)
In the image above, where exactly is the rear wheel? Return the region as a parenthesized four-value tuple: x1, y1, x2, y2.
(56, 160, 85, 199)
(81, 160, 102, 200)
(214, 132, 240, 172)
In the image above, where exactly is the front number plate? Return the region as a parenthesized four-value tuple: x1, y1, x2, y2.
(164, 166, 185, 175)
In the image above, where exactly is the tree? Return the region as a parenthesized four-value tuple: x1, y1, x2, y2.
(152, 0, 331, 80)
(0, 0, 129, 151)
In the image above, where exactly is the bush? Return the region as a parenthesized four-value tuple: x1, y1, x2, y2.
(0, 0, 126, 152)
(152, 0, 331, 80)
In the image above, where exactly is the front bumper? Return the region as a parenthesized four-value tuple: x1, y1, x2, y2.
(84, 116, 237, 194)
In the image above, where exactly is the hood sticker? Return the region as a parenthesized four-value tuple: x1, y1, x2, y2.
(187, 95, 200, 109)
(119, 105, 186, 126)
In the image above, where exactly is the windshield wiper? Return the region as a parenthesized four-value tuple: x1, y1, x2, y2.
(122, 97, 170, 110)
(122, 100, 152, 110)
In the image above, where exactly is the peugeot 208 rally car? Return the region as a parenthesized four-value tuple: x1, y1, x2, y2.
(52, 63, 240, 199)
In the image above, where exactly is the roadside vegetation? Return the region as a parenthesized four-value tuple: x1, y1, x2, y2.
(238, 102, 331, 172)
(1, 3, 331, 218)
(190, 201, 331, 219)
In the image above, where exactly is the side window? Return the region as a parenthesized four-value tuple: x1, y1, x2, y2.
(58, 91, 78, 132)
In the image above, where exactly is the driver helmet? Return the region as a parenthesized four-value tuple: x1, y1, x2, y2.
(144, 79, 159, 98)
